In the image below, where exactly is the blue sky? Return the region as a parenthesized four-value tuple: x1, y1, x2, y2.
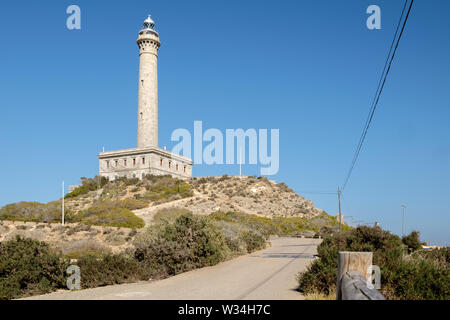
(0, 0, 449, 245)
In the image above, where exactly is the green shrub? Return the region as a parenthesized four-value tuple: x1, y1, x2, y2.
(134, 213, 230, 278)
(213, 220, 247, 255)
(0, 237, 68, 300)
(123, 177, 140, 186)
(75, 253, 149, 289)
(273, 216, 308, 234)
(117, 198, 149, 210)
(139, 177, 193, 203)
(152, 207, 192, 224)
(382, 255, 449, 300)
(402, 231, 422, 253)
(239, 230, 267, 252)
(0, 201, 75, 223)
(60, 239, 111, 259)
(297, 226, 449, 300)
(413, 247, 450, 266)
(65, 176, 108, 199)
(212, 219, 266, 255)
(209, 211, 278, 238)
(209, 211, 346, 237)
(297, 257, 337, 295)
(302, 213, 351, 233)
(76, 201, 145, 229)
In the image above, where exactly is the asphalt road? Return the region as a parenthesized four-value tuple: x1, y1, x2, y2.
(25, 237, 320, 300)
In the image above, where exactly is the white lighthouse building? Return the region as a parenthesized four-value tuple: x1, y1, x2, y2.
(98, 16, 193, 180)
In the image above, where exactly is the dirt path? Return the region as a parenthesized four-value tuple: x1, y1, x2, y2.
(132, 193, 201, 224)
(24, 237, 320, 300)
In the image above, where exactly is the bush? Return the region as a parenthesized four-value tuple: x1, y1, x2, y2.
(382, 255, 449, 300)
(303, 213, 351, 233)
(152, 207, 192, 225)
(209, 211, 278, 238)
(297, 226, 449, 300)
(59, 240, 111, 259)
(212, 220, 248, 255)
(75, 253, 149, 289)
(239, 230, 267, 253)
(140, 178, 193, 203)
(402, 231, 422, 253)
(0, 237, 68, 300)
(75, 201, 145, 229)
(0, 201, 75, 223)
(209, 211, 342, 237)
(65, 176, 108, 199)
(212, 219, 266, 255)
(0, 237, 150, 298)
(117, 198, 149, 211)
(273, 216, 308, 234)
(134, 213, 230, 278)
(0, 210, 285, 299)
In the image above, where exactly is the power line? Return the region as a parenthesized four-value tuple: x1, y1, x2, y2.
(349, 0, 408, 177)
(342, 0, 414, 191)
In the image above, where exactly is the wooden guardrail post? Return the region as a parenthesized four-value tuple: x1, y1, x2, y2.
(336, 251, 372, 300)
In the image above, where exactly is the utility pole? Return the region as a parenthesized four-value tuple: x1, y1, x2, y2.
(338, 186, 342, 232)
(401, 204, 406, 237)
(62, 181, 65, 226)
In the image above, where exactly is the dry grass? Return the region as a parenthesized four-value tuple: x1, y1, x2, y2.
(59, 239, 111, 259)
(303, 287, 336, 300)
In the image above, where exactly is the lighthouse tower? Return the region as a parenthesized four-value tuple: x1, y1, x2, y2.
(98, 15, 193, 180)
(137, 15, 160, 149)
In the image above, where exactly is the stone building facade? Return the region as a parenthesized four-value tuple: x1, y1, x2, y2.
(98, 16, 193, 180)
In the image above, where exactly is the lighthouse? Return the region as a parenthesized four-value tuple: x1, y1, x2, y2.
(137, 15, 160, 149)
(98, 15, 193, 180)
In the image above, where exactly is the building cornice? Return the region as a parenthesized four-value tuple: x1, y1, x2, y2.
(98, 147, 193, 164)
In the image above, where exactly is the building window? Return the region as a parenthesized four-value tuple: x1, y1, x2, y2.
(115, 160, 118, 167)
(115, 175, 118, 180)
(142, 173, 145, 179)
(142, 157, 145, 164)
(132, 174, 136, 178)
(133, 158, 136, 166)
(124, 159, 127, 166)
(160, 158, 163, 166)
(169, 161, 171, 169)
(106, 160, 110, 169)
(184, 166, 186, 173)
(176, 164, 179, 171)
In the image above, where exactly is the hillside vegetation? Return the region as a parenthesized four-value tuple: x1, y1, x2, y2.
(0, 208, 272, 299)
(0, 174, 346, 299)
(1, 174, 329, 230)
(0, 175, 194, 229)
(297, 226, 449, 300)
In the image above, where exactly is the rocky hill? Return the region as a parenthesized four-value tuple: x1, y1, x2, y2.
(58, 175, 325, 225)
(0, 174, 330, 254)
(134, 175, 325, 224)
